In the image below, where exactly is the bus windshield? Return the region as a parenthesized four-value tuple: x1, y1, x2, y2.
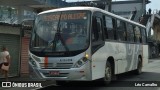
(30, 10, 90, 54)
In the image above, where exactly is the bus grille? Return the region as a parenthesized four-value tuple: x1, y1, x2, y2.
(43, 72, 68, 77)
(39, 63, 73, 69)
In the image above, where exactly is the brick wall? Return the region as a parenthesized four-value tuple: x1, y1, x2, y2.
(21, 37, 30, 76)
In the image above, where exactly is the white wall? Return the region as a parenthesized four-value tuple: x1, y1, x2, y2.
(111, 3, 143, 12)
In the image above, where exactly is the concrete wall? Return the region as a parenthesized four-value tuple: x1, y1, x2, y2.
(153, 24, 160, 41)
(112, 3, 143, 12)
(0, 25, 20, 35)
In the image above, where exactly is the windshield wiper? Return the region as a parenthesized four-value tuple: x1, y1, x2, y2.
(40, 12, 69, 52)
(51, 12, 69, 52)
(55, 32, 69, 51)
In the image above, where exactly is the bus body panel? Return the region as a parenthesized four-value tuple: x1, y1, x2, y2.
(125, 43, 142, 71)
(142, 45, 149, 66)
(91, 42, 143, 80)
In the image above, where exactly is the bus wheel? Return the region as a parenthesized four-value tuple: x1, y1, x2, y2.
(103, 61, 112, 85)
(135, 57, 142, 75)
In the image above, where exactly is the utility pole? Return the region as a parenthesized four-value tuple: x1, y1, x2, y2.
(101, 0, 112, 12)
(142, 0, 146, 15)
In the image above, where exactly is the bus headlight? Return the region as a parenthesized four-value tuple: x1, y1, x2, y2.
(32, 55, 41, 62)
(29, 56, 37, 67)
(74, 57, 88, 68)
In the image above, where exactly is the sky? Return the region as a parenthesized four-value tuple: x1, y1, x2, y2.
(66, 0, 160, 12)
(146, 0, 159, 12)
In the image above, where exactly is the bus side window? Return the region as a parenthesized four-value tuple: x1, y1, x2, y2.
(92, 16, 104, 41)
(104, 27, 108, 39)
(92, 17, 99, 41)
(116, 20, 127, 41)
(127, 24, 135, 42)
(104, 16, 115, 40)
(134, 26, 142, 43)
(141, 28, 147, 44)
(91, 16, 104, 54)
(103, 15, 108, 39)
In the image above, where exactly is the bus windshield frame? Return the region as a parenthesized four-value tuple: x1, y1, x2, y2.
(29, 10, 91, 57)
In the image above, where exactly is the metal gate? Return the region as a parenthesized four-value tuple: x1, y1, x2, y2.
(0, 34, 20, 78)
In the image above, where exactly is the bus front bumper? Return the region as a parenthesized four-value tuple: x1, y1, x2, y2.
(29, 63, 91, 81)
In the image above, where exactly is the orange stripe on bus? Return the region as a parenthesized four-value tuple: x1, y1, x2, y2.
(44, 57, 48, 68)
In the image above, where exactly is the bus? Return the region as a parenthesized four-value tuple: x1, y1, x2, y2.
(29, 7, 148, 85)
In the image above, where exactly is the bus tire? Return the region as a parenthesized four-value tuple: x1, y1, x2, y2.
(134, 57, 142, 75)
(103, 61, 112, 85)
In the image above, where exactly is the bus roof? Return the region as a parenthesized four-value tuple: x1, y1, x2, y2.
(39, 6, 145, 28)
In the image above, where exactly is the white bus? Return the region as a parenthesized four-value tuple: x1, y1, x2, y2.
(29, 7, 148, 85)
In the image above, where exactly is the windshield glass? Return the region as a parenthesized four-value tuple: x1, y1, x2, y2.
(30, 10, 90, 53)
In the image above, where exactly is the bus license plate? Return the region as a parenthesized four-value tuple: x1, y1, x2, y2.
(49, 71, 59, 76)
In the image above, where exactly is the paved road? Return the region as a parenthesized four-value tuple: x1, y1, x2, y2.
(1, 58, 160, 90)
(39, 58, 160, 90)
